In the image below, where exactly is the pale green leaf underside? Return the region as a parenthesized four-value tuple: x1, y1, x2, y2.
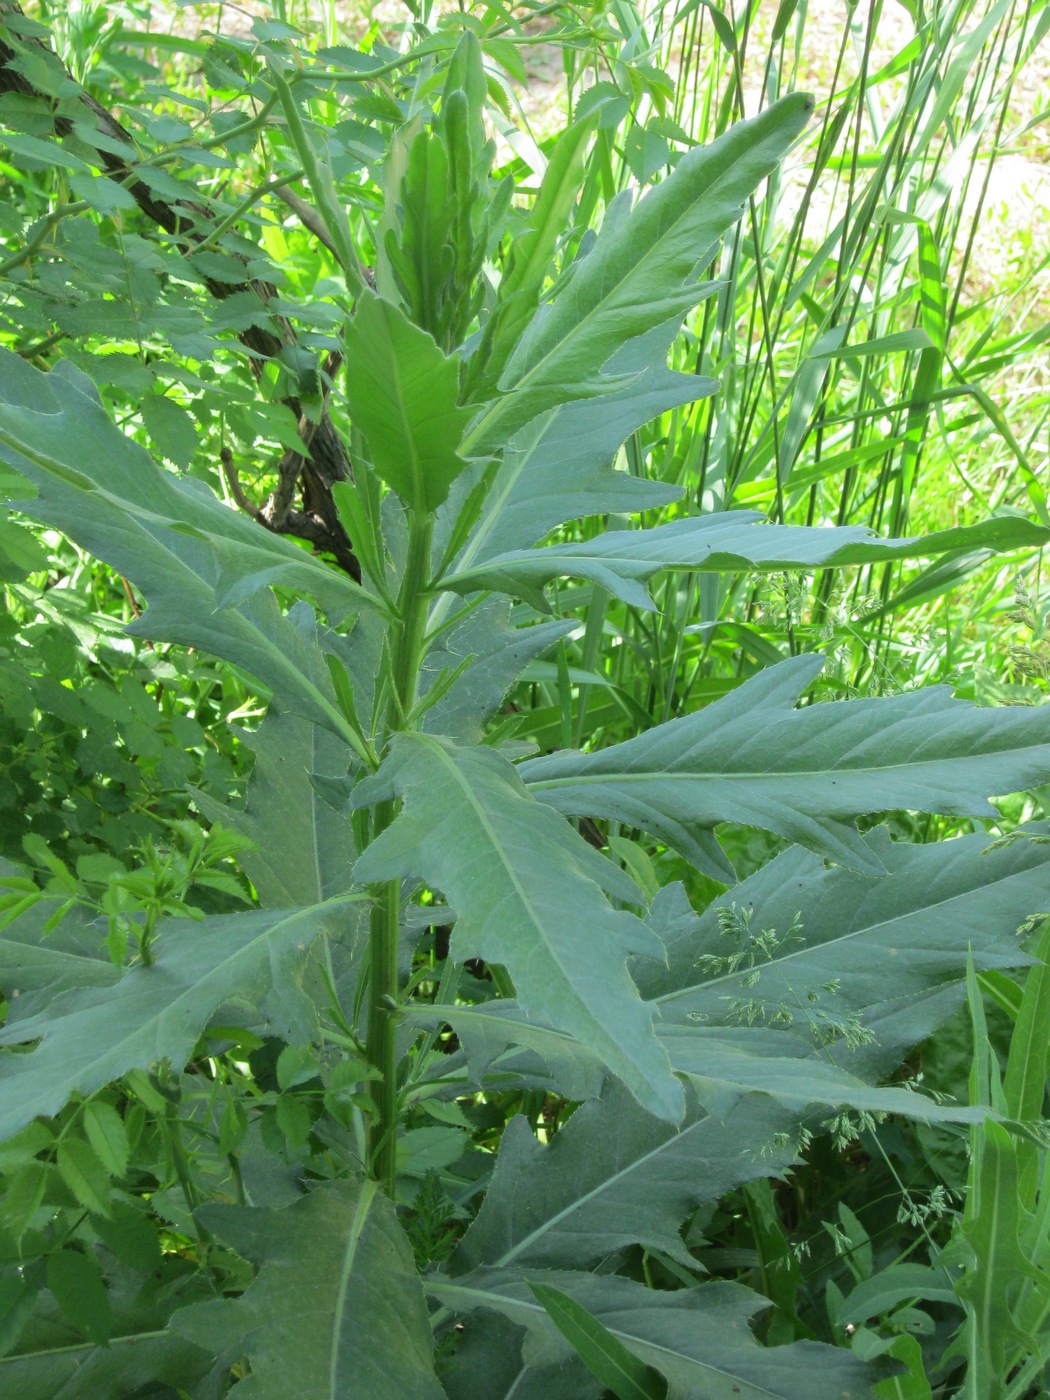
(0, 351, 373, 624)
(455, 1087, 797, 1272)
(470, 94, 814, 451)
(353, 734, 684, 1122)
(521, 654, 1050, 876)
(0, 356, 364, 751)
(0, 902, 346, 1143)
(174, 1179, 444, 1399)
(0, 1329, 213, 1399)
(413, 1004, 983, 1127)
(430, 1271, 877, 1399)
(440, 512, 1050, 612)
(660, 1025, 985, 1124)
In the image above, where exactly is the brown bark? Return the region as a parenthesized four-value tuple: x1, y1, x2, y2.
(0, 3, 360, 579)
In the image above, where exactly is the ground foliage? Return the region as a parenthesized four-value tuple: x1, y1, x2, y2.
(0, 2, 1049, 1397)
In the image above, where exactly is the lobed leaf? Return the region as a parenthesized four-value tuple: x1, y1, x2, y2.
(449, 323, 702, 579)
(521, 654, 1050, 877)
(644, 825, 1050, 1038)
(431, 1270, 880, 1398)
(0, 356, 368, 755)
(0, 352, 374, 624)
(173, 1178, 445, 1399)
(0, 902, 348, 1142)
(440, 512, 1050, 613)
(353, 734, 684, 1122)
(468, 94, 814, 451)
(455, 1083, 797, 1272)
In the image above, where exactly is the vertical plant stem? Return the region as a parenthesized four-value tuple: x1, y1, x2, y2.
(366, 513, 434, 1195)
(366, 850, 401, 1196)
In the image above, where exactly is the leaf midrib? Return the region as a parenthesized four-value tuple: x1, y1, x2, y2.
(433, 1282, 790, 1398)
(487, 1114, 708, 1268)
(524, 738, 1050, 788)
(424, 738, 601, 1020)
(654, 854, 1040, 1010)
(461, 120, 777, 456)
(329, 1180, 379, 1398)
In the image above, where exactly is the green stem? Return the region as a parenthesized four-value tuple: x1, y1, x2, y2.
(366, 514, 434, 1195)
(366, 845, 400, 1194)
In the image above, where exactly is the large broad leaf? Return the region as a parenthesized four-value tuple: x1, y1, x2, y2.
(0, 1328, 214, 1399)
(521, 654, 1050, 877)
(0, 895, 117, 1023)
(418, 1003, 982, 1127)
(452, 324, 703, 575)
(642, 826, 1049, 1034)
(414, 826, 1044, 1122)
(0, 352, 373, 624)
(0, 901, 349, 1142)
(172, 1179, 445, 1400)
(467, 94, 814, 451)
(439, 512, 1050, 612)
(421, 599, 573, 743)
(455, 1083, 796, 1272)
(194, 700, 358, 908)
(0, 358, 365, 753)
(430, 1270, 879, 1399)
(352, 734, 684, 1122)
(344, 290, 473, 512)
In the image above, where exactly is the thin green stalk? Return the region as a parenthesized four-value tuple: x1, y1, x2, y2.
(365, 843, 401, 1196)
(0, 200, 90, 280)
(366, 513, 435, 1195)
(268, 59, 366, 298)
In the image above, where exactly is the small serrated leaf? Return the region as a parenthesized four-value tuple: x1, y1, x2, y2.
(275, 1094, 313, 1150)
(141, 395, 198, 470)
(2, 1162, 49, 1242)
(83, 1101, 129, 1178)
(56, 1138, 112, 1218)
(93, 1203, 163, 1275)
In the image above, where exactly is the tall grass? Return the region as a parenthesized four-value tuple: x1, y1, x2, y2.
(507, 0, 1050, 762)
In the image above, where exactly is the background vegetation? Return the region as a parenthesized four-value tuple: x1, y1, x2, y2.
(0, 0, 1049, 1395)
